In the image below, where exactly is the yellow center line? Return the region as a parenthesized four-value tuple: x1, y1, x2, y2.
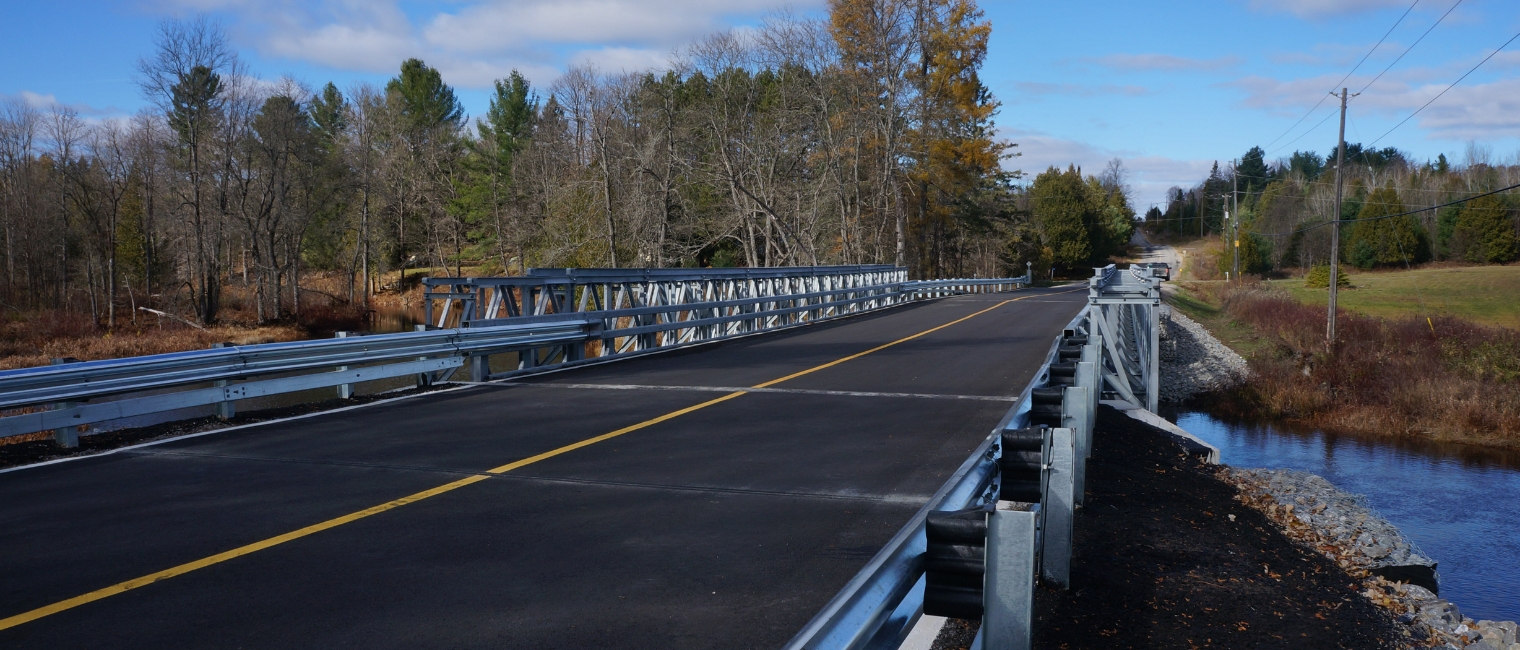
(0, 474, 489, 631)
(0, 288, 1067, 631)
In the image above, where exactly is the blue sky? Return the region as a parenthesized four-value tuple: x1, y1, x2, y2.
(4, 0, 1518, 208)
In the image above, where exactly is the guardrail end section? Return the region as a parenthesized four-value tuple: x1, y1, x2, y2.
(983, 508, 1036, 650)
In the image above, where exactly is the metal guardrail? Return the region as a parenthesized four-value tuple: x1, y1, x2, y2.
(0, 266, 1029, 447)
(0, 321, 594, 444)
(785, 263, 1167, 649)
(783, 302, 1104, 650)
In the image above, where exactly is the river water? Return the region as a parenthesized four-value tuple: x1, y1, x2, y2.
(1164, 408, 1520, 622)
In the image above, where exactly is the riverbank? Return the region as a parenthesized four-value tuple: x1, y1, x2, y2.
(1225, 467, 1520, 649)
(1029, 406, 1407, 648)
(1166, 280, 1520, 450)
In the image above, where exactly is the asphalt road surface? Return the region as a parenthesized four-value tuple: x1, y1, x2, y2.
(0, 287, 1085, 650)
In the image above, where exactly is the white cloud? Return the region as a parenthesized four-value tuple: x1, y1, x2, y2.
(1010, 82, 1150, 98)
(1002, 129, 1215, 208)
(152, 0, 810, 90)
(2, 91, 127, 121)
(1248, 0, 1412, 19)
(263, 22, 419, 73)
(424, 0, 769, 52)
(1082, 53, 1240, 72)
(1267, 41, 1398, 67)
(19, 91, 60, 108)
(570, 47, 671, 74)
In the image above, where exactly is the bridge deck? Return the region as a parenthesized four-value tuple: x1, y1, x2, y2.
(0, 288, 1084, 649)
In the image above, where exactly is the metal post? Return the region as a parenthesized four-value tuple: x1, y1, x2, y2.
(335, 332, 355, 399)
(1082, 333, 1103, 459)
(49, 357, 81, 447)
(983, 509, 1038, 650)
(211, 342, 235, 419)
(1066, 381, 1092, 507)
(414, 324, 433, 387)
(1147, 304, 1161, 412)
(1041, 427, 1076, 588)
(469, 353, 491, 383)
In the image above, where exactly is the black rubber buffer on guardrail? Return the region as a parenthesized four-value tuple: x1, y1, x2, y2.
(1047, 362, 1076, 387)
(1057, 345, 1082, 362)
(1028, 386, 1065, 428)
(999, 427, 1047, 502)
(1063, 334, 1088, 346)
(924, 508, 989, 620)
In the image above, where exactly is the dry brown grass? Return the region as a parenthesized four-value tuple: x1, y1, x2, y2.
(1200, 282, 1520, 449)
(0, 315, 306, 371)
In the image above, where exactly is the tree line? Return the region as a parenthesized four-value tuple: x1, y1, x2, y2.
(0, 1, 1139, 330)
(1145, 143, 1520, 275)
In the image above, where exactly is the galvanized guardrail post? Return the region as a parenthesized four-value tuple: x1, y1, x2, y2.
(49, 357, 81, 448)
(1040, 427, 1076, 589)
(335, 332, 355, 399)
(982, 508, 1038, 650)
(211, 342, 235, 420)
(1064, 379, 1092, 507)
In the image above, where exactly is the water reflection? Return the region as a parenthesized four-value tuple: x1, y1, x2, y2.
(365, 306, 424, 333)
(1160, 406, 1520, 622)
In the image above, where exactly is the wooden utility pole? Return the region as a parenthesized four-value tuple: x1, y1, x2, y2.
(1197, 190, 1204, 238)
(1232, 159, 1240, 280)
(1328, 88, 1349, 348)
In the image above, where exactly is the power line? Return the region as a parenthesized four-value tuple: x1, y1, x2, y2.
(1261, 0, 1421, 151)
(1354, 0, 1464, 96)
(1267, 109, 1338, 156)
(1363, 28, 1520, 150)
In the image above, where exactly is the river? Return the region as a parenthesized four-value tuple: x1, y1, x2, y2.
(1163, 408, 1520, 622)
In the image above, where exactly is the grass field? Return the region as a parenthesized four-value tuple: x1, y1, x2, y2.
(1269, 265, 1520, 330)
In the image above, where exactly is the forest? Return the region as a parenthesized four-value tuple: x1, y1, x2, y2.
(0, 0, 1136, 332)
(1146, 143, 1520, 275)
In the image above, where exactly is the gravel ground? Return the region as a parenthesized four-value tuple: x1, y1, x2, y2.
(1226, 468, 1520, 650)
(1159, 309, 1248, 403)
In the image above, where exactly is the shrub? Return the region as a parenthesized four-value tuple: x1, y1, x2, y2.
(1207, 283, 1520, 446)
(1303, 265, 1350, 289)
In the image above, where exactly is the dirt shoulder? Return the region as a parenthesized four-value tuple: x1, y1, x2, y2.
(1031, 406, 1408, 649)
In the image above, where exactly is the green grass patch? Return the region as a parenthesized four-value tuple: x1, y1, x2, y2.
(1270, 265, 1520, 330)
(1167, 283, 1270, 358)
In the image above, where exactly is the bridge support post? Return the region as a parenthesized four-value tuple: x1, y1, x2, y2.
(1041, 427, 1076, 589)
(983, 508, 1038, 650)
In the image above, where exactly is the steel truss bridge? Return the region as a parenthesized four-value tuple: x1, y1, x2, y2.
(0, 264, 1164, 650)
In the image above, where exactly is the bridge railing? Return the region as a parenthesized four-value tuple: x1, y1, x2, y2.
(0, 266, 1028, 448)
(783, 304, 1102, 650)
(1088, 264, 1164, 411)
(785, 263, 1165, 650)
(0, 320, 594, 445)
